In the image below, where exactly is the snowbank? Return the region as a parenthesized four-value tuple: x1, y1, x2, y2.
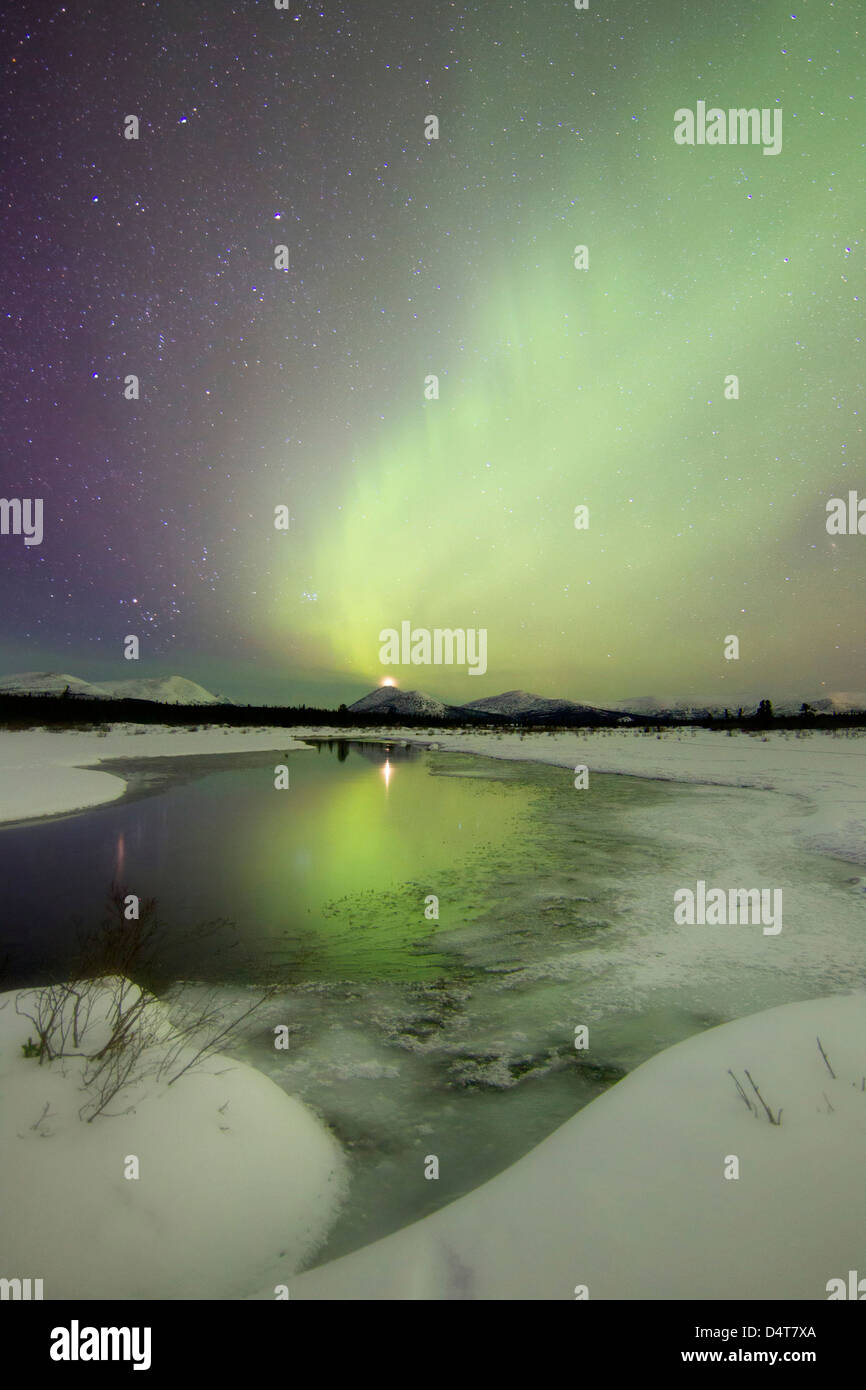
(284, 993, 866, 1300)
(0, 980, 348, 1299)
(0, 725, 313, 825)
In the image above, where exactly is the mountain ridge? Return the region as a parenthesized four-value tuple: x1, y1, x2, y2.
(1, 671, 863, 719)
(0, 671, 224, 705)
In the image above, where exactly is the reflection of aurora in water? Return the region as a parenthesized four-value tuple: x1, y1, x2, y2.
(0, 741, 553, 985)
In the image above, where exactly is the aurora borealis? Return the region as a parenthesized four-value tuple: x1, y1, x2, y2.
(0, 1, 862, 706)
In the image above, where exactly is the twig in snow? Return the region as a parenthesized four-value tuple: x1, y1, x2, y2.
(816, 1036, 836, 1079)
(744, 1069, 782, 1125)
(728, 1068, 755, 1113)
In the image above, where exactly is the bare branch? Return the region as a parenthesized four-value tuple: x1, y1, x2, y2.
(744, 1068, 782, 1125)
(727, 1068, 755, 1113)
(816, 1036, 836, 1079)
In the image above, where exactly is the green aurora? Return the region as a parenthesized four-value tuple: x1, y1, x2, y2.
(252, 3, 863, 705)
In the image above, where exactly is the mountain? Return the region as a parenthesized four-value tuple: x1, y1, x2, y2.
(0, 672, 109, 699)
(789, 693, 866, 715)
(608, 696, 669, 715)
(0, 671, 223, 705)
(348, 687, 448, 718)
(99, 676, 223, 705)
(608, 696, 723, 718)
(611, 693, 866, 718)
(460, 689, 608, 720)
(346, 686, 624, 725)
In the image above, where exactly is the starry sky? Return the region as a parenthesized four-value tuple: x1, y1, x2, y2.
(0, 0, 862, 707)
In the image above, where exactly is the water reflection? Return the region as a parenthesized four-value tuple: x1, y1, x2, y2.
(305, 738, 422, 767)
(114, 830, 126, 884)
(0, 741, 528, 986)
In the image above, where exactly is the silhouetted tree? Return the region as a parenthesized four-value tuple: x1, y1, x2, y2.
(753, 699, 774, 727)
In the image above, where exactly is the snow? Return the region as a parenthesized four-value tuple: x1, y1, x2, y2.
(0, 979, 348, 1299)
(282, 992, 866, 1300)
(0, 725, 314, 825)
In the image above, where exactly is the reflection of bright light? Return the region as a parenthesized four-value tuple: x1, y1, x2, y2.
(115, 831, 126, 881)
(381, 758, 393, 789)
(380, 677, 396, 687)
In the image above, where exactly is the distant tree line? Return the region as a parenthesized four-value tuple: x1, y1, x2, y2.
(0, 691, 863, 732)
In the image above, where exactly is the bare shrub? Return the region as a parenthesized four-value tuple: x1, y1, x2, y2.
(14, 888, 282, 1122)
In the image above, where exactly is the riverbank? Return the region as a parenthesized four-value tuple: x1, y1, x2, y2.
(0, 977, 348, 1299)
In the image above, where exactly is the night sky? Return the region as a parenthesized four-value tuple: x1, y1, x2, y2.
(0, 1, 862, 706)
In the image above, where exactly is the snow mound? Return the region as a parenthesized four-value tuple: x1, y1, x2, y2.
(0, 980, 348, 1299)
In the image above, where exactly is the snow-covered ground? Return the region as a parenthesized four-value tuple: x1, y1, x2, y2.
(0, 725, 314, 825)
(0, 979, 347, 1299)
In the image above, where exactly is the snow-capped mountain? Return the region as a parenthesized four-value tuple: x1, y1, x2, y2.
(610, 693, 866, 718)
(783, 695, 866, 717)
(0, 672, 110, 699)
(99, 676, 223, 705)
(348, 686, 622, 724)
(608, 696, 725, 718)
(460, 689, 606, 719)
(0, 672, 223, 705)
(348, 687, 448, 718)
